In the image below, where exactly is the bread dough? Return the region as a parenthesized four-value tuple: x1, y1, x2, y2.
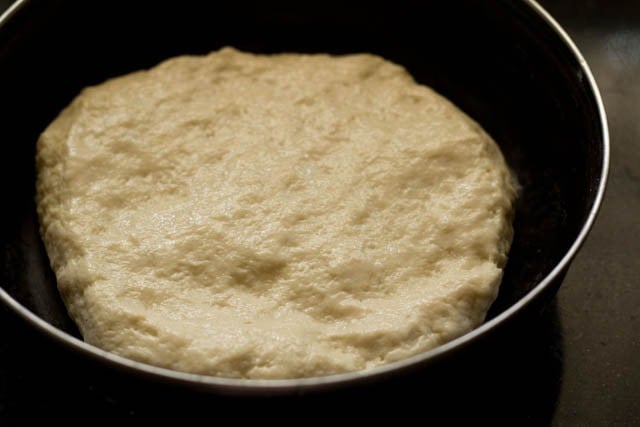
(36, 47, 515, 379)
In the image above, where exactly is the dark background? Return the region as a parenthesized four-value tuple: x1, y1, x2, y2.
(0, 0, 638, 425)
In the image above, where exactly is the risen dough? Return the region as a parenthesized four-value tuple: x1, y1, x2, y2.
(36, 47, 515, 379)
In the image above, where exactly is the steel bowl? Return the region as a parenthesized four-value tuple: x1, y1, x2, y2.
(0, 0, 608, 394)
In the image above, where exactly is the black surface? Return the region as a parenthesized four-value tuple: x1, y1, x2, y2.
(0, 0, 636, 425)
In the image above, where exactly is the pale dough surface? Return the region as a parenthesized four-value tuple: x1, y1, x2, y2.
(36, 47, 515, 379)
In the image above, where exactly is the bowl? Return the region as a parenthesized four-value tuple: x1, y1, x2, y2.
(0, 0, 608, 394)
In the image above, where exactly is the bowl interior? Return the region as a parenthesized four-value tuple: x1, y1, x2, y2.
(0, 1, 604, 349)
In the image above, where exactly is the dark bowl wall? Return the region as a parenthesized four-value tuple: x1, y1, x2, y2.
(0, 0, 604, 354)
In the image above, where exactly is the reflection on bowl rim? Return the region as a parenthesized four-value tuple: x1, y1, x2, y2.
(0, 0, 609, 393)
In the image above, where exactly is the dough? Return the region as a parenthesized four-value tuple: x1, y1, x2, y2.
(36, 47, 515, 379)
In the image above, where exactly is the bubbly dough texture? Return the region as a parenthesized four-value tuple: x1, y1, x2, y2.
(36, 47, 515, 379)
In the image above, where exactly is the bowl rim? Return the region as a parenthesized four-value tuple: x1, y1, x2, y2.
(0, 0, 610, 393)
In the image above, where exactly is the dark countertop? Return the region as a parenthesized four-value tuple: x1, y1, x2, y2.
(0, 0, 638, 425)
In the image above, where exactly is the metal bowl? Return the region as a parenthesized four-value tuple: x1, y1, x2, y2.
(0, 0, 608, 394)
